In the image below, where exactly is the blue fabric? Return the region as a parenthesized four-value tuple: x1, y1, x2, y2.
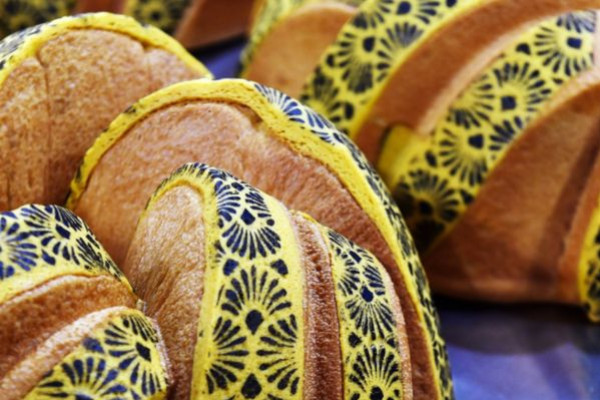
(195, 39, 600, 400)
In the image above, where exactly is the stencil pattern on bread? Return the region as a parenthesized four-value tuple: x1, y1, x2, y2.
(149, 163, 305, 399)
(0, 204, 128, 303)
(300, 0, 473, 136)
(24, 310, 169, 399)
(326, 229, 405, 400)
(391, 12, 596, 252)
(252, 81, 452, 398)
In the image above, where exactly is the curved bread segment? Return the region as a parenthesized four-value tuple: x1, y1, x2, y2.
(1, 307, 126, 400)
(14, 308, 169, 400)
(127, 164, 307, 399)
(242, 1, 355, 98)
(0, 204, 135, 378)
(124, 183, 206, 400)
(0, 274, 136, 381)
(0, 12, 210, 208)
(0, 204, 130, 304)
(301, 1, 600, 162)
(69, 78, 451, 399)
(560, 118, 600, 321)
(290, 212, 343, 400)
(391, 12, 598, 255)
(424, 70, 600, 302)
(319, 222, 412, 400)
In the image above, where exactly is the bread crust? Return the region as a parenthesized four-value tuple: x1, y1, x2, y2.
(425, 70, 600, 302)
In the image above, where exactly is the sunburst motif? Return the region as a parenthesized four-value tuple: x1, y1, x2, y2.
(447, 74, 495, 129)
(437, 126, 488, 187)
(257, 315, 301, 396)
(219, 264, 292, 328)
(103, 314, 165, 396)
(348, 345, 403, 400)
(205, 316, 248, 394)
(394, 167, 461, 250)
(375, 21, 424, 82)
(533, 20, 594, 77)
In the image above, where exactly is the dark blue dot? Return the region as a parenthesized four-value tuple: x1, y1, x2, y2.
(349, 332, 362, 347)
(446, 0, 457, 6)
(397, 1, 412, 14)
(468, 134, 484, 149)
(241, 209, 255, 225)
(361, 286, 374, 302)
(516, 43, 531, 55)
(241, 374, 262, 398)
(270, 259, 288, 276)
(136, 342, 151, 361)
(418, 200, 434, 216)
(501, 95, 517, 111)
(245, 310, 264, 334)
(363, 37, 375, 52)
(370, 387, 384, 400)
(223, 259, 238, 276)
(567, 37, 582, 49)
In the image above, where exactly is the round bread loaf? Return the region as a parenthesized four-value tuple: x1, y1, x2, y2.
(124, 162, 412, 400)
(0, 12, 210, 210)
(0, 205, 170, 399)
(67, 78, 452, 399)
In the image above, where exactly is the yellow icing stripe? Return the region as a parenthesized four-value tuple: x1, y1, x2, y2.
(0, 204, 131, 304)
(300, 0, 480, 136)
(25, 309, 169, 400)
(387, 12, 597, 252)
(147, 163, 305, 399)
(577, 199, 600, 322)
(0, 12, 211, 90)
(321, 223, 406, 399)
(67, 78, 451, 398)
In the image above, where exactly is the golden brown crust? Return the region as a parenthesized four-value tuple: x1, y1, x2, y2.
(2, 29, 203, 209)
(291, 213, 343, 400)
(243, 2, 355, 97)
(0, 307, 127, 400)
(176, 0, 254, 48)
(0, 58, 50, 208)
(0, 274, 136, 379)
(424, 70, 600, 302)
(76, 102, 389, 267)
(124, 185, 206, 400)
(356, 0, 600, 161)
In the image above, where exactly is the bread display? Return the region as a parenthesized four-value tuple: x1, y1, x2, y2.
(0, 204, 169, 400)
(67, 78, 452, 399)
(0, 12, 209, 209)
(243, 0, 600, 161)
(124, 162, 412, 399)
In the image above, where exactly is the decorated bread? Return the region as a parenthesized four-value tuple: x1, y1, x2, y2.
(297, 0, 600, 162)
(124, 162, 412, 399)
(241, 0, 361, 97)
(0, 12, 210, 210)
(67, 78, 452, 399)
(0, 204, 169, 399)
(383, 12, 600, 317)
